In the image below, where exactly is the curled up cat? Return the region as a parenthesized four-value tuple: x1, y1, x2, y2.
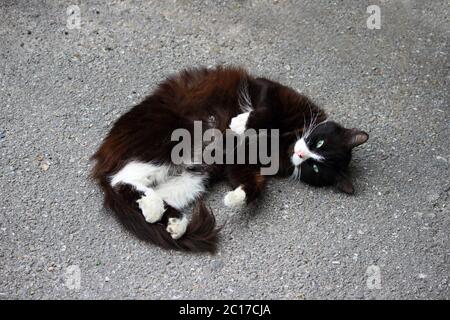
(91, 66, 369, 253)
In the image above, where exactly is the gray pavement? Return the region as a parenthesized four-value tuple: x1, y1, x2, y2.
(0, 0, 449, 299)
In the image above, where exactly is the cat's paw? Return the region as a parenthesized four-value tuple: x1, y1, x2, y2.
(229, 112, 250, 135)
(136, 192, 165, 223)
(224, 186, 246, 208)
(166, 217, 188, 239)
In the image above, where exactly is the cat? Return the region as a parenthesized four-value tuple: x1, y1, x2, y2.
(91, 66, 368, 253)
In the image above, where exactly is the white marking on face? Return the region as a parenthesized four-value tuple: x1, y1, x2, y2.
(166, 216, 188, 239)
(291, 138, 324, 166)
(223, 186, 246, 208)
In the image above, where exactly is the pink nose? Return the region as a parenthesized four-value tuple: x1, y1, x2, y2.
(296, 151, 305, 158)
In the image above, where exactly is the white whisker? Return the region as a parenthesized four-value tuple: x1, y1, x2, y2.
(238, 78, 252, 113)
(290, 165, 302, 181)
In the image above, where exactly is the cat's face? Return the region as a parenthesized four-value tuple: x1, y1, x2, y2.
(290, 121, 368, 194)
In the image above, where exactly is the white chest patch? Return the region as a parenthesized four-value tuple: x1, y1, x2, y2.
(153, 171, 205, 209)
(110, 161, 206, 211)
(110, 161, 170, 192)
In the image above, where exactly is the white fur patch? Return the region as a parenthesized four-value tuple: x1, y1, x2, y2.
(110, 162, 205, 223)
(136, 191, 165, 223)
(224, 186, 246, 207)
(166, 216, 188, 239)
(154, 172, 205, 210)
(229, 112, 250, 135)
(110, 161, 169, 193)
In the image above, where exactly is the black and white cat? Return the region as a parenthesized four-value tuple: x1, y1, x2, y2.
(91, 66, 368, 253)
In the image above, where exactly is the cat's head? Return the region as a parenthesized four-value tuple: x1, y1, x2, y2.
(289, 121, 368, 194)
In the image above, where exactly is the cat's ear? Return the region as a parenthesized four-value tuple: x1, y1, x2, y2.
(335, 174, 354, 194)
(346, 129, 369, 149)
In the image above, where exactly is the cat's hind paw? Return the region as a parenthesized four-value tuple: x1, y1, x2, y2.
(224, 186, 246, 208)
(166, 217, 188, 239)
(229, 112, 250, 135)
(137, 192, 165, 223)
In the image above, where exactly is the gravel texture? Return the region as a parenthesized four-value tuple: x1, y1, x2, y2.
(0, 0, 449, 299)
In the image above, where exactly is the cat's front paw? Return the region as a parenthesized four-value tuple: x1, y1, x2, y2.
(224, 186, 246, 208)
(166, 217, 188, 239)
(136, 192, 165, 223)
(229, 112, 250, 135)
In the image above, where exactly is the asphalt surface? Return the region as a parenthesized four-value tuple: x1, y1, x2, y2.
(0, 0, 449, 299)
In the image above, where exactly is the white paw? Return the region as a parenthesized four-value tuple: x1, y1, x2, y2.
(229, 112, 250, 135)
(136, 192, 165, 223)
(166, 217, 188, 239)
(224, 186, 246, 208)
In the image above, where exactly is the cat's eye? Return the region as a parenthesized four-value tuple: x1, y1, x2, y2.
(313, 164, 319, 173)
(316, 139, 324, 148)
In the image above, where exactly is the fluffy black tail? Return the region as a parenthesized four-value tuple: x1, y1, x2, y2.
(99, 181, 220, 253)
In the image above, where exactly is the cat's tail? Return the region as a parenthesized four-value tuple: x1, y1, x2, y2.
(100, 181, 221, 253)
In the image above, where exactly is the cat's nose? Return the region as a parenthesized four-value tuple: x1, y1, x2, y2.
(296, 151, 305, 158)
